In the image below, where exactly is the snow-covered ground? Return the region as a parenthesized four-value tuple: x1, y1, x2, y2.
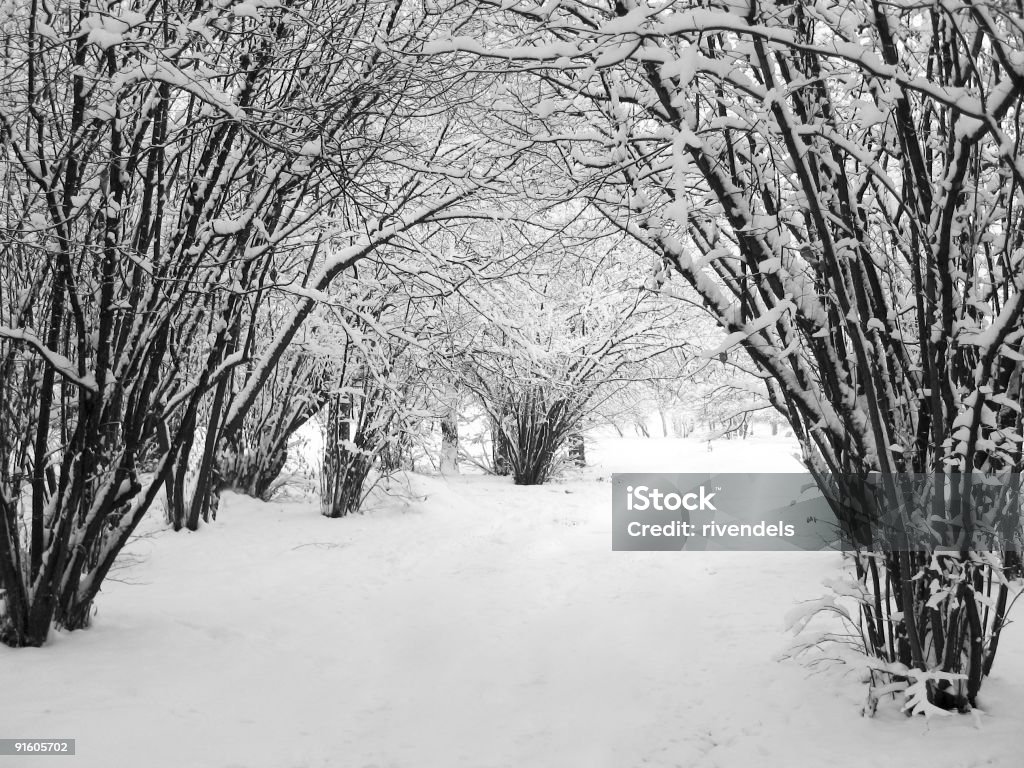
(2, 436, 1022, 767)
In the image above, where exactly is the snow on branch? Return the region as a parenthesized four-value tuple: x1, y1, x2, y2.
(0, 327, 97, 392)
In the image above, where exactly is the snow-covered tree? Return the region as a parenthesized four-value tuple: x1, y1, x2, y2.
(313, 258, 440, 518)
(0, 0, 509, 647)
(318, 336, 427, 518)
(215, 325, 331, 503)
(432, 0, 1024, 710)
(453, 216, 675, 484)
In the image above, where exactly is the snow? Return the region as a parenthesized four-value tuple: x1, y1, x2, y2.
(86, 28, 124, 51)
(211, 216, 248, 236)
(232, 2, 260, 19)
(855, 99, 887, 127)
(2, 435, 1022, 767)
(660, 46, 699, 85)
(0, 326, 97, 392)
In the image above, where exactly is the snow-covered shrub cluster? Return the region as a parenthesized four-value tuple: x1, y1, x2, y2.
(1, 0, 1021, 727)
(446, 216, 677, 484)
(788, 550, 1020, 717)
(431, 0, 1024, 709)
(0, 0, 504, 646)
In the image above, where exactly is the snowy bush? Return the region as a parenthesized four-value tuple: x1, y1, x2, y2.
(319, 333, 429, 517)
(440, 0, 1024, 707)
(0, 0, 500, 647)
(788, 551, 1021, 716)
(452, 218, 676, 484)
(216, 338, 332, 502)
(319, 383, 412, 518)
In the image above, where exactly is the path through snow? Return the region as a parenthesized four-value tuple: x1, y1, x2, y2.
(2, 437, 1021, 767)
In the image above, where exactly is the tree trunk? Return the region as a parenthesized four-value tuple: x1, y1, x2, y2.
(322, 393, 366, 518)
(568, 431, 586, 467)
(492, 417, 512, 476)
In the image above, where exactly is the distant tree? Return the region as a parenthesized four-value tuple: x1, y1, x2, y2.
(455, 218, 675, 484)
(319, 340, 426, 518)
(315, 262, 436, 518)
(215, 323, 332, 503)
